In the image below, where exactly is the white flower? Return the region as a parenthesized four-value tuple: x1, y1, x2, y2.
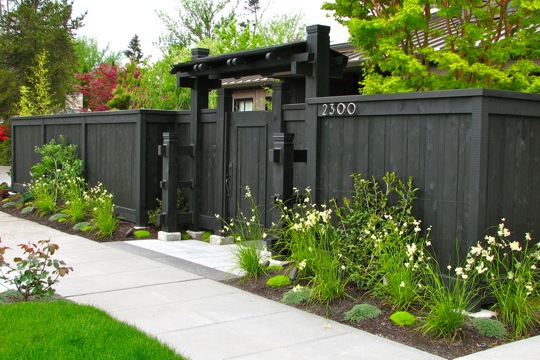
(292, 284, 303, 293)
(262, 232, 267, 239)
(341, 265, 346, 270)
(426, 241, 431, 246)
(404, 262, 410, 268)
(298, 259, 307, 271)
(455, 267, 464, 276)
(399, 281, 406, 288)
(461, 274, 469, 280)
(507, 271, 514, 280)
(525, 233, 532, 241)
(509, 241, 522, 251)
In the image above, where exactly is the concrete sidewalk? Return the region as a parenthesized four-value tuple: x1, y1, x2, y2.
(1, 211, 539, 359)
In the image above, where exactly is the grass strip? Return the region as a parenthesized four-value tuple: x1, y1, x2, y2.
(0, 300, 187, 359)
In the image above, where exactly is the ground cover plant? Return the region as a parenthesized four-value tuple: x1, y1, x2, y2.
(0, 299, 186, 359)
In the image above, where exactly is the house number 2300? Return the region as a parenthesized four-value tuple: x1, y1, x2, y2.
(321, 102, 357, 116)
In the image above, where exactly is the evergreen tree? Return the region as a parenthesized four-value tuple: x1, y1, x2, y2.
(124, 34, 143, 64)
(0, 0, 85, 117)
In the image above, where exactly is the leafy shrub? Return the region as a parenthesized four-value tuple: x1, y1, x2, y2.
(333, 173, 427, 309)
(472, 318, 507, 339)
(3, 202, 16, 208)
(202, 231, 212, 241)
(134, 230, 151, 238)
(0, 137, 11, 166)
(0, 239, 72, 300)
(147, 198, 162, 227)
(21, 192, 33, 203)
(390, 311, 417, 326)
(282, 285, 311, 304)
(266, 275, 290, 287)
(181, 233, 191, 240)
(344, 304, 382, 322)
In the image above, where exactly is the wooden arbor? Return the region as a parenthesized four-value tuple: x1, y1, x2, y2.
(159, 25, 348, 232)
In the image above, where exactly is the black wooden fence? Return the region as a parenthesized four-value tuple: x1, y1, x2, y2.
(11, 88, 540, 265)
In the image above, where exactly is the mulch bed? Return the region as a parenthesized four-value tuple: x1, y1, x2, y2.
(2, 202, 538, 359)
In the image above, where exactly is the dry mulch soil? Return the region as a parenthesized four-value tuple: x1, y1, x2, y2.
(2, 203, 538, 359)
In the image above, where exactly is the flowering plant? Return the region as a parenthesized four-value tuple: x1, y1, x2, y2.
(0, 125, 9, 142)
(464, 219, 540, 337)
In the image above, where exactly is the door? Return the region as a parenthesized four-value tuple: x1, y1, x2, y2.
(225, 111, 272, 227)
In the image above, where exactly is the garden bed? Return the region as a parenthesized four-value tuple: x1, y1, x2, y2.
(1, 204, 539, 359)
(224, 266, 534, 360)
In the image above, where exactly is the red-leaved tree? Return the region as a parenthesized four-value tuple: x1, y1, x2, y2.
(74, 64, 119, 111)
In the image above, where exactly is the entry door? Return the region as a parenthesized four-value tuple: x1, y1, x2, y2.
(225, 111, 271, 227)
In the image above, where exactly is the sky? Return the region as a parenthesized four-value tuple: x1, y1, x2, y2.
(71, 0, 350, 61)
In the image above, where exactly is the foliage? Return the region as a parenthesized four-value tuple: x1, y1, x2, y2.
(18, 50, 54, 116)
(0, 239, 72, 301)
(73, 63, 119, 111)
(0, 301, 186, 359)
(0, 130, 11, 166)
(2, 201, 15, 208)
(217, 185, 268, 242)
(73, 221, 92, 231)
(0, 0, 85, 117)
(48, 213, 66, 222)
(323, 0, 540, 94)
(21, 205, 35, 215)
(464, 220, 540, 338)
(134, 230, 151, 239)
(202, 231, 212, 242)
(212, 13, 305, 53)
(472, 318, 508, 339)
(232, 241, 266, 278)
(344, 304, 382, 322)
(29, 136, 83, 213)
(265, 264, 282, 271)
(419, 251, 480, 340)
(389, 311, 417, 326)
(277, 187, 349, 304)
(333, 172, 426, 309)
(147, 198, 163, 227)
(124, 34, 144, 64)
(87, 182, 119, 238)
(156, 0, 237, 50)
(61, 176, 87, 223)
(266, 275, 290, 287)
(72, 35, 122, 74)
(282, 285, 311, 304)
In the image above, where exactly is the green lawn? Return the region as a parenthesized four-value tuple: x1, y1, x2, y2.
(0, 299, 188, 359)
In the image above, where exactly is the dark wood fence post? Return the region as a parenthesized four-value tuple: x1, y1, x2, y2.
(270, 133, 295, 206)
(158, 132, 179, 233)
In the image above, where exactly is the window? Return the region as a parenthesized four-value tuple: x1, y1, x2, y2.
(234, 98, 253, 112)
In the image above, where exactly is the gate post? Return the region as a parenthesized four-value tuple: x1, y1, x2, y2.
(271, 133, 295, 206)
(157, 132, 182, 240)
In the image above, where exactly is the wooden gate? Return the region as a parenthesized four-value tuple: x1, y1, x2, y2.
(225, 111, 272, 227)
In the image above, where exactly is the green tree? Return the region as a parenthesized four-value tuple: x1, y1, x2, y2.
(323, 0, 540, 94)
(0, 0, 85, 117)
(73, 36, 122, 74)
(18, 50, 54, 116)
(156, 0, 237, 50)
(124, 34, 143, 64)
